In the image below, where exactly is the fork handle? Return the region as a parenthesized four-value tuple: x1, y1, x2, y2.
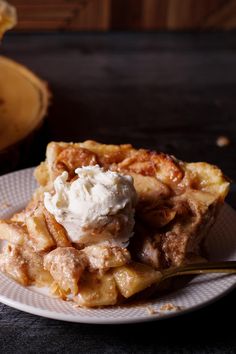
(162, 261, 236, 280)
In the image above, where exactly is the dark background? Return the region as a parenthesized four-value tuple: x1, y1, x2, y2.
(2, 32, 236, 203)
(0, 31, 236, 353)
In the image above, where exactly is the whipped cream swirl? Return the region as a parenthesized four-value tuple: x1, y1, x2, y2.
(44, 165, 137, 247)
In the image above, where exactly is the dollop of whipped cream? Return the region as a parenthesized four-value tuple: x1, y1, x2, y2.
(44, 165, 137, 247)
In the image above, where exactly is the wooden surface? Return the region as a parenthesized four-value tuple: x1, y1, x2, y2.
(9, 0, 236, 31)
(1, 32, 236, 353)
(10, 0, 111, 31)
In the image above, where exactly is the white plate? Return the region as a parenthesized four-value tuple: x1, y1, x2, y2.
(0, 167, 236, 324)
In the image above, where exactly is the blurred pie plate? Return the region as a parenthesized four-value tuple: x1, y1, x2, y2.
(0, 56, 49, 174)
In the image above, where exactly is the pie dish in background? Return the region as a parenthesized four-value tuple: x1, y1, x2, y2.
(0, 56, 50, 174)
(0, 1, 49, 174)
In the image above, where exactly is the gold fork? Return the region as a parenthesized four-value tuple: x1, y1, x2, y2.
(161, 261, 236, 283)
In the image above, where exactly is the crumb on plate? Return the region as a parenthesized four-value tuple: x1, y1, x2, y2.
(146, 306, 159, 315)
(0, 202, 12, 210)
(159, 303, 183, 312)
(216, 136, 230, 147)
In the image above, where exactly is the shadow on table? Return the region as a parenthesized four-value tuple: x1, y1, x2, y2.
(1, 288, 235, 353)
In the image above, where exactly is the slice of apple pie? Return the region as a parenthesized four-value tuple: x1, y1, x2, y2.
(0, 141, 230, 307)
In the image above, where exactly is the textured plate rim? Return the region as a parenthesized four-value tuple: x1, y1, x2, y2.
(0, 273, 236, 324)
(0, 167, 236, 324)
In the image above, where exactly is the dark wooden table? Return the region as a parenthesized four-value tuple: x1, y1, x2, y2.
(1, 32, 236, 353)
